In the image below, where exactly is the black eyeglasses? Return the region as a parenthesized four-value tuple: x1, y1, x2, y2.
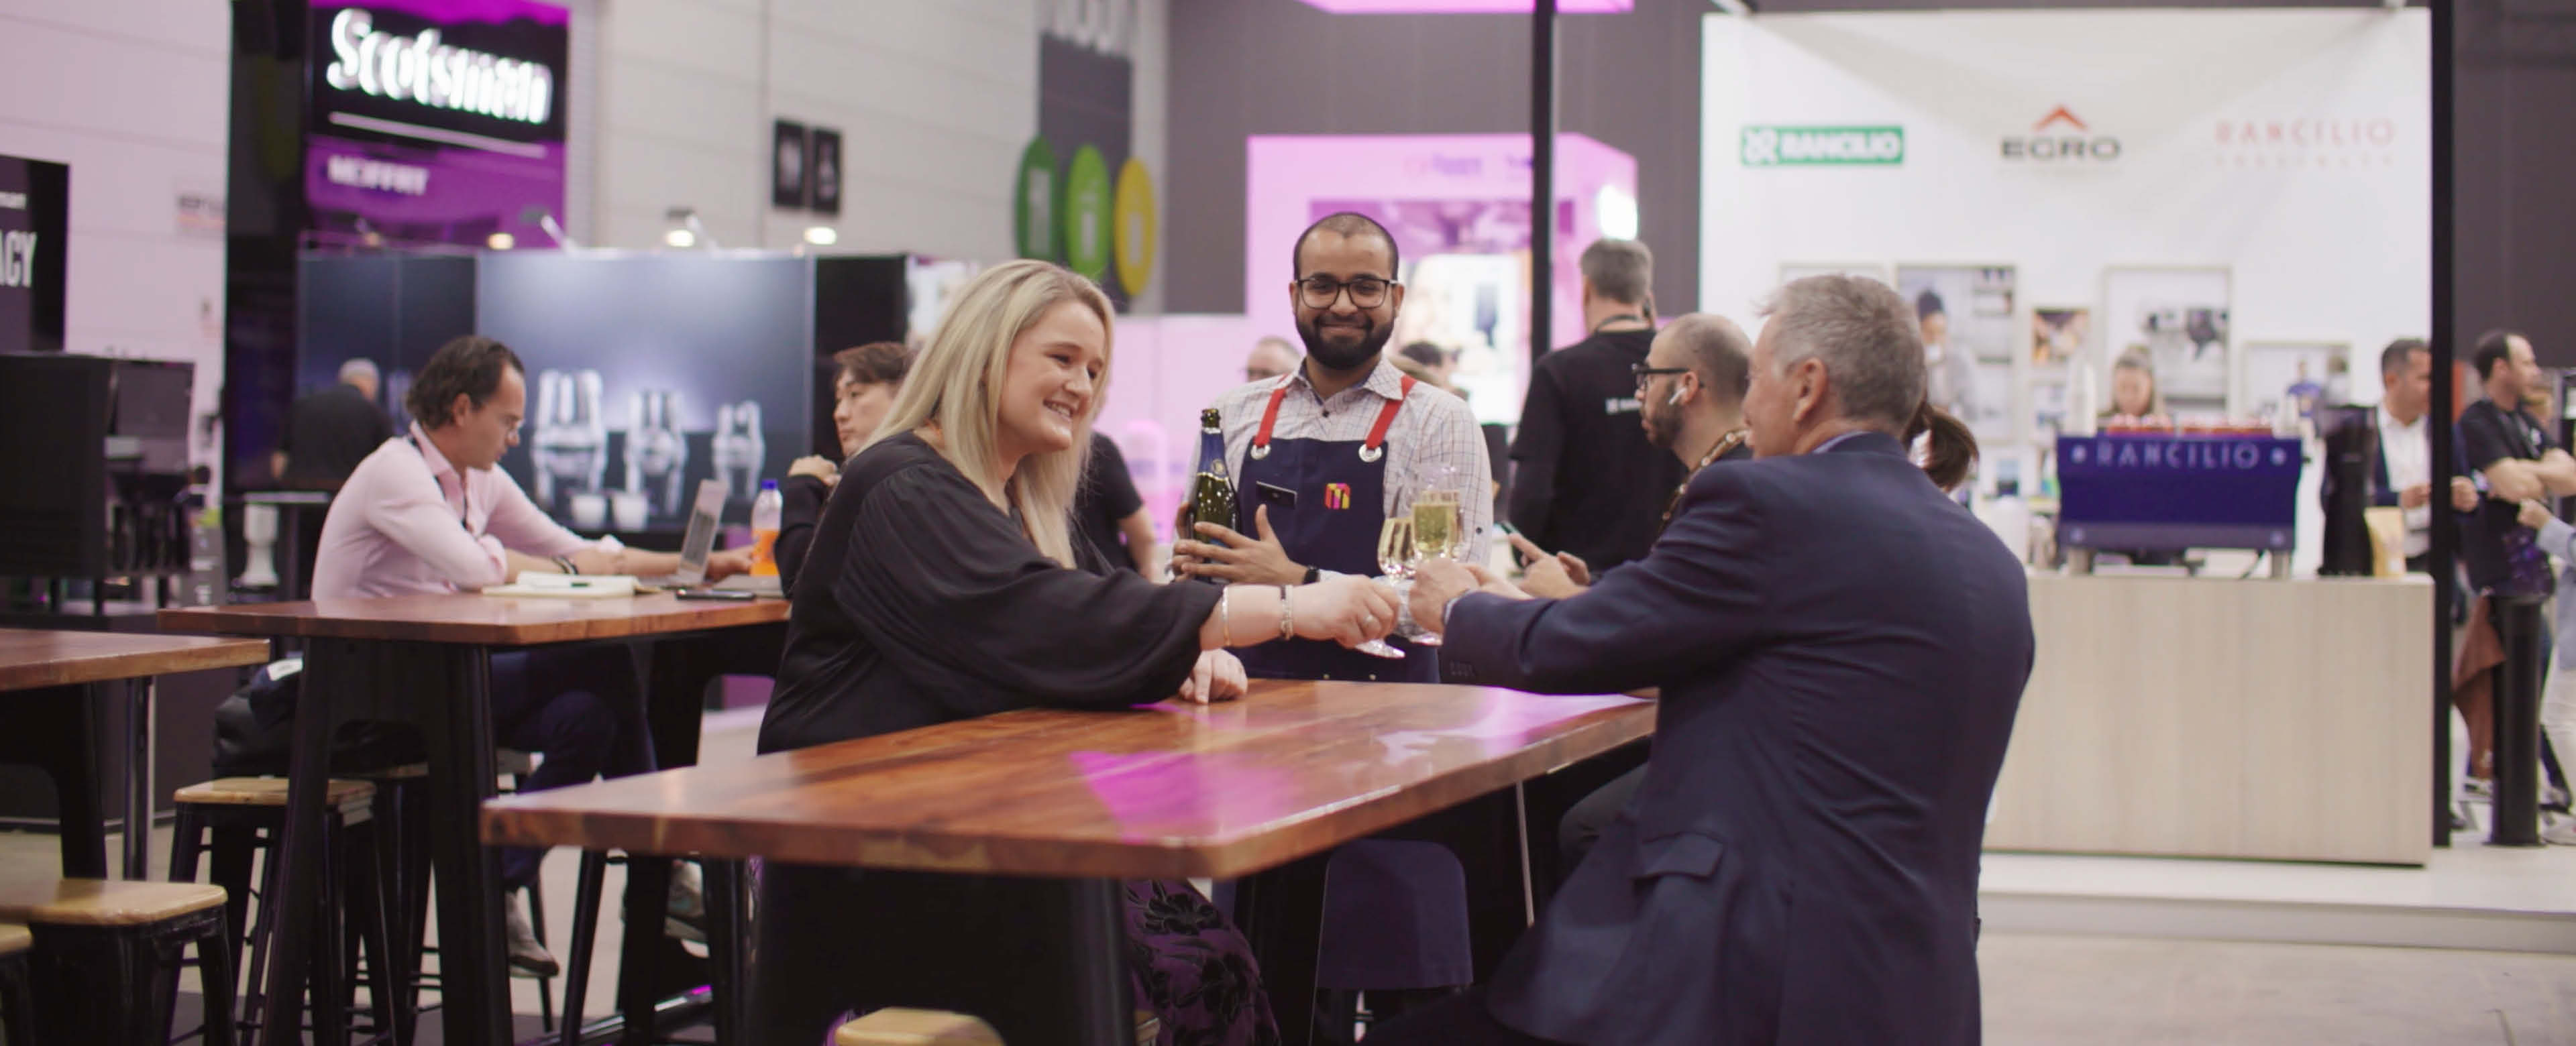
(1298, 276, 1394, 309)
(1633, 364, 1688, 393)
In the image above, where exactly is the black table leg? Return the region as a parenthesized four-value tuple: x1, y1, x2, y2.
(613, 637, 720, 1044)
(1032, 877, 1133, 1046)
(254, 640, 351, 1046)
(1239, 852, 1331, 1046)
(416, 642, 509, 1046)
(0, 685, 110, 878)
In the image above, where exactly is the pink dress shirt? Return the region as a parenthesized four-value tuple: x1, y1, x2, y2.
(311, 424, 602, 599)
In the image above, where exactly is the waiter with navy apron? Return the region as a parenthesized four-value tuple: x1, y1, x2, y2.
(1175, 211, 1495, 683)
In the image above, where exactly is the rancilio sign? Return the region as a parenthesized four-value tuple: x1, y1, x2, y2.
(1739, 125, 1905, 167)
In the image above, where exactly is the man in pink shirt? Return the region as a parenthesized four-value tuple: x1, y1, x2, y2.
(315, 335, 750, 974)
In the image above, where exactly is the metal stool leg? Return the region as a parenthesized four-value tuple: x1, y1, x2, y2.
(557, 850, 610, 1046)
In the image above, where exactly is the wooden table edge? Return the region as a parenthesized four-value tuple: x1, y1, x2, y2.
(157, 599, 788, 646)
(480, 699, 1656, 880)
(0, 636, 272, 692)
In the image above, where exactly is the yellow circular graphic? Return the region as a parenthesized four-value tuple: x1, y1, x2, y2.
(1112, 157, 1156, 297)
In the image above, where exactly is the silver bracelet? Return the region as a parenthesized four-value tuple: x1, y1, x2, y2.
(1277, 584, 1294, 641)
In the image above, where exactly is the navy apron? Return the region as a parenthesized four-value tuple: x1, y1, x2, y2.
(1232, 375, 1438, 683)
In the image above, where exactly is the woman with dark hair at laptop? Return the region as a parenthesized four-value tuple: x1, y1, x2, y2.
(776, 341, 912, 593)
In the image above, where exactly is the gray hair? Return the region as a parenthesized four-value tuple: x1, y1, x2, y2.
(1757, 275, 1924, 430)
(339, 358, 380, 386)
(1663, 313, 1752, 405)
(1580, 239, 1653, 306)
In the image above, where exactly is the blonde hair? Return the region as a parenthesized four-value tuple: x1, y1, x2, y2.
(863, 259, 1114, 568)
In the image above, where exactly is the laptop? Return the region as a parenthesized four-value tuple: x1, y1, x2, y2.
(640, 479, 727, 587)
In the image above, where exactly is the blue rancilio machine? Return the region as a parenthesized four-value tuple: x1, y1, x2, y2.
(2055, 432, 2304, 578)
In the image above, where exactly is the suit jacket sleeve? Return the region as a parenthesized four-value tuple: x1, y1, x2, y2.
(1444, 464, 1770, 695)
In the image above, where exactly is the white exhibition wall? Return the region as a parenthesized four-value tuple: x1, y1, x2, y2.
(1699, 7, 2431, 420)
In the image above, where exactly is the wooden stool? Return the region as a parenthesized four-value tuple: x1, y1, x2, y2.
(0, 879, 235, 1046)
(832, 1008, 1161, 1046)
(362, 755, 575, 1041)
(0, 923, 33, 1045)
(170, 776, 390, 1046)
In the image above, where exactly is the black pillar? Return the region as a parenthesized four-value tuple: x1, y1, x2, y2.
(2430, 0, 2458, 848)
(2492, 595, 2546, 846)
(1529, 0, 1558, 367)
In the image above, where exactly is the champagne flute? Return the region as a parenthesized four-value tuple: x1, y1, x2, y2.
(1341, 516, 1409, 660)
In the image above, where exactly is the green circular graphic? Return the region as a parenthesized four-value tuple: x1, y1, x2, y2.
(1014, 137, 1058, 261)
(1062, 145, 1113, 280)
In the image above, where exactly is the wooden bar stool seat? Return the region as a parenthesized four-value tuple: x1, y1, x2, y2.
(170, 776, 392, 1045)
(833, 1008, 1160, 1046)
(0, 879, 234, 1045)
(0, 922, 33, 1046)
(174, 776, 376, 817)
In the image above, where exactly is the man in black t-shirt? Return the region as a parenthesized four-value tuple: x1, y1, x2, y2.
(2459, 330, 2576, 593)
(273, 358, 394, 489)
(1507, 238, 1686, 572)
(1073, 431, 1155, 573)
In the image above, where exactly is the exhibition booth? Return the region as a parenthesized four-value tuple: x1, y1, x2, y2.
(1700, 7, 2438, 864)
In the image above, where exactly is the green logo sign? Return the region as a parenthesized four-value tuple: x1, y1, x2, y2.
(1062, 145, 1112, 281)
(1739, 125, 1904, 167)
(1014, 136, 1057, 260)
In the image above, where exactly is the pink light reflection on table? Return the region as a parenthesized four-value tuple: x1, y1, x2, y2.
(1069, 693, 1647, 844)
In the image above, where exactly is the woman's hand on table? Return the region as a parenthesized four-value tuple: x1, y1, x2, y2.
(704, 546, 757, 581)
(1176, 649, 1248, 705)
(1287, 575, 1401, 648)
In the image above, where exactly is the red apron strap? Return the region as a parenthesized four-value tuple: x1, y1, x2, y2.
(1250, 381, 1295, 457)
(1359, 377, 1413, 461)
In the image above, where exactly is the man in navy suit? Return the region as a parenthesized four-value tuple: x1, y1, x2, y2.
(1380, 274, 2034, 1045)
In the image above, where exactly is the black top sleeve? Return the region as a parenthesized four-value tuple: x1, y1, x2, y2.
(773, 473, 830, 596)
(837, 463, 1220, 709)
(1091, 435, 1144, 519)
(2459, 402, 2520, 472)
(1507, 362, 1566, 548)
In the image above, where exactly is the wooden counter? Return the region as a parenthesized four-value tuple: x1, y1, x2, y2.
(1984, 573, 2433, 865)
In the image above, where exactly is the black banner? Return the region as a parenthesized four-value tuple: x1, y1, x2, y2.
(0, 154, 68, 354)
(305, 2, 570, 151)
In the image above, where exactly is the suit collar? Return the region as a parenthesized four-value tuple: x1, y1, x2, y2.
(1818, 430, 1905, 458)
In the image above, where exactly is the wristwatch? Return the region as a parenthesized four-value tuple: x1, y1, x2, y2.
(1301, 565, 1321, 585)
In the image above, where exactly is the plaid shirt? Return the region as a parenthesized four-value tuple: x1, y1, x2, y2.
(1207, 359, 1495, 571)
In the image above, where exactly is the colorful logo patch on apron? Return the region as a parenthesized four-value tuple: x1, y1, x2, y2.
(1324, 483, 1352, 510)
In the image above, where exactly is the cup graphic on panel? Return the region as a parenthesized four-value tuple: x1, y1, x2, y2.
(531, 369, 608, 510)
(625, 388, 689, 518)
(712, 401, 766, 500)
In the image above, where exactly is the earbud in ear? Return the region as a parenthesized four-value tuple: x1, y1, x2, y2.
(1668, 388, 1685, 406)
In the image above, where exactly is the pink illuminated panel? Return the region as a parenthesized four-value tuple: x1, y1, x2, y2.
(1295, 0, 1631, 11)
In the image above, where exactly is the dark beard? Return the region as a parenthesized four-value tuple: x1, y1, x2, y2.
(1642, 398, 1680, 450)
(1298, 315, 1391, 372)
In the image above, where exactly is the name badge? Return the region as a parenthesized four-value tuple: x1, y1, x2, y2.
(1605, 396, 1642, 415)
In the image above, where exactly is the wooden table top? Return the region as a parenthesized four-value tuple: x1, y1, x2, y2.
(484, 681, 1654, 880)
(0, 628, 270, 692)
(158, 592, 789, 646)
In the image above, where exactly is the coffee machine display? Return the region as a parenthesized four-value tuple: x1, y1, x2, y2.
(531, 367, 607, 510)
(712, 401, 767, 501)
(625, 388, 689, 516)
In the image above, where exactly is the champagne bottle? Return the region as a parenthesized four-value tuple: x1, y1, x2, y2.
(1189, 408, 1238, 534)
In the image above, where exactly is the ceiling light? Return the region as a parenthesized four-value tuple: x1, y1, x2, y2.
(486, 232, 515, 250)
(664, 228, 696, 248)
(804, 225, 838, 246)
